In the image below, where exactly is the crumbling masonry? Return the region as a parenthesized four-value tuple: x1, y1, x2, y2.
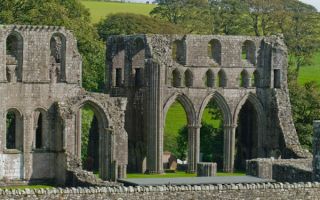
(0, 25, 127, 184)
(107, 34, 309, 174)
(0, 24, 310, 184)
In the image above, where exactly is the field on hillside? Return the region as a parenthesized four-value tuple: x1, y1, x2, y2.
(298, 52, 320, 86)
(81, 1, 155, 23)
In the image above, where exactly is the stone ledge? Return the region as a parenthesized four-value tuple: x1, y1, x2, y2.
(1, 182, 320, 195)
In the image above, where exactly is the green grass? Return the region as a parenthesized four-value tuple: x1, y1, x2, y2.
(81, 1, 155, 23)
(0, 185, 54, 190)
(298, 52, 320, 86)
(127, 171, 245, 178)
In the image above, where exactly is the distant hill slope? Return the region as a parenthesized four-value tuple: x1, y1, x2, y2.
(298, 52, 320, 86)
(81, 0, 155, 23)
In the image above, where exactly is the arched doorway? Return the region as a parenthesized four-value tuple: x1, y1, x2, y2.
(75, 100, 111, 179)
(164, 101, 188, 171)
(235, 98, 260, 171)
(162, 94, 196, 173)
(198, 92, 233, 172)
(199, 99, 224, 170)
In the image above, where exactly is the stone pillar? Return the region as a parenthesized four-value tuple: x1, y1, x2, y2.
(100, 128, 113, 180)
(197, 162, 217, 177)
(313, 120, 320, 181)
(187, 124, 201, 173)
(145, 60, 163, 174)
(23, 113, 33, 180)
(223, 124, 236, 172)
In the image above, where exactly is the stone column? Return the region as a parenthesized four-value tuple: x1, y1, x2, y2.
(223, 124, 236, 172)
(100, 128, 113, 180)
(145, 60, 163, 174)
(23, 113, 33, 180)
(187, 124, 201, 173)
(313, 120, 320, 181)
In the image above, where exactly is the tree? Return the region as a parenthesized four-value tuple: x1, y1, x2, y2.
(150, 0, 212, 34)
(96, 13, 183, 41)
(0, 0, 105, 92)
(289, 71, 320, 151)
(209, 0, 252, 35)
(176, 122, 224, 169)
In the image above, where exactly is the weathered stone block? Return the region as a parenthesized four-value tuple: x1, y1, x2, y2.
(197, 162, 217, 177)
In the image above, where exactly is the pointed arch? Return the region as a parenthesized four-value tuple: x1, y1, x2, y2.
(184, 69, 193, 88)
(172, 68, 182, 87)
(233, 93, 266, 157)
(163, 93, 196, 126)
(198, 92, 232, 126)
(240, 70, 250, 88)
(205, 69, 215, 88)
(208, 39, 221, 64)
(242, 40, 256, 65)
(218, 69, 227, 87)
(6, 31, 23, 82)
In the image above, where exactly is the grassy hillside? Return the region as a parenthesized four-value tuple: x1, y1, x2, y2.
(298, 52, 320, 86)
(81, 1, 155, 23)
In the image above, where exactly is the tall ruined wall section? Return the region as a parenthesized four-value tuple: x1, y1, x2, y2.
(107, 34, 308, 174)
(0, 25, 128, 184)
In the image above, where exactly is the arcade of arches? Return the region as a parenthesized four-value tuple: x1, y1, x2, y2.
(159, 92, 264, 173)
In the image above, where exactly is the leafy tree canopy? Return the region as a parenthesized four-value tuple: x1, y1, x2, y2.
(96, 13, 183, 41)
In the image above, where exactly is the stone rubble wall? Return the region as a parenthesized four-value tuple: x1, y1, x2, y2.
(1, 182, 320, 199)
(247, 158, 312, 182)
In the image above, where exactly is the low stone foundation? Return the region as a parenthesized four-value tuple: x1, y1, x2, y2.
(246, 158, 312, 182)
(1, 182, 320, 199)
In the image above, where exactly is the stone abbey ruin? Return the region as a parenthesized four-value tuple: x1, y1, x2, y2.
(0, 25, 318, 188)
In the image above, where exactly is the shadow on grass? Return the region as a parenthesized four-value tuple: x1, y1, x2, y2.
(127, 170, 245, 179)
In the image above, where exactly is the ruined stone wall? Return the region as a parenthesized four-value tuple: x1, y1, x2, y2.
(247, 158, 312, 182)
(1, 183, 320, 200)
(0, 25, 128, 184)
(107, 34, 307, 174)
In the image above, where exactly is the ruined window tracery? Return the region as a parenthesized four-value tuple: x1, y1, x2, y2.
(242, 40, 256, 65)
(172, 68, 182, 87)
(172, 40, 185, 65)
(240, 70, 250, 88)
(34, 109, 47, 149)
(50, 33, 66, 82)
(184, 69, 193, 88)
(218, 70, 227, 87)
(253, 70, 260, 87)
(208, 39, 221, 65)
(274, 69, 281, 88)
(6, 32, 23, 82)
(115, 68, 122, 87)
(134, 68, 143, 87)
(205, 70, 215, 88)
(6, 109, 22, 150)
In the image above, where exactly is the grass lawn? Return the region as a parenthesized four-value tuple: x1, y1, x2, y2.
(81, 1, 155, 23)
(0, 185, 54, 190)
(298, 52, 320, 86)
(127, 171, 245, 179)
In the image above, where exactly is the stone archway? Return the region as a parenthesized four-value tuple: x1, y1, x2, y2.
(162, 93, 197, 173)
(58, 95, 115, 180)
(198, 92, 234, 172)
(74, 99, 112, 180)
(233, 93, 266, 170)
